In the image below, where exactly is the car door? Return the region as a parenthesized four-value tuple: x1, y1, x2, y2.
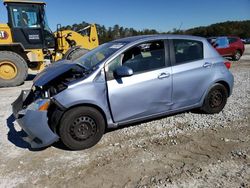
(170, 39, 213, 109)
(7, 3, 45, 49)
(105, 40, 172, 123)
(228, 37, 239, 55)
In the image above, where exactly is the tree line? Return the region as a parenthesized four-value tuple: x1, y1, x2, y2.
(61, 20, 250, 44)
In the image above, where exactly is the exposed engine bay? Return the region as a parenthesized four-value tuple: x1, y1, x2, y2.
(23, 65, 91, 108)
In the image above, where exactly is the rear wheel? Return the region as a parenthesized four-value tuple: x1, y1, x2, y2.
(201, 84, 228, 114)
(232, 50, 241, 61)
(66, 48, 89, 61)
(59, 106, 105, 150)
(0, 51, 28, 87)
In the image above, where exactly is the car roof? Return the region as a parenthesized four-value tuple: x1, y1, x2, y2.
(113, 34, 206, 44)
(208, 36, 240, 39)
(3, 0, 45, 5)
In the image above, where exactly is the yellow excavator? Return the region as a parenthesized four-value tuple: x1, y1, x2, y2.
(0, 0, 99, 87)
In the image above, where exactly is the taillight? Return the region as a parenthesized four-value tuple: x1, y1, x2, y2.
(224, 61, 231, 69)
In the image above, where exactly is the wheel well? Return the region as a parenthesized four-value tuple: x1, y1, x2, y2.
(0, 45, 28, 61)
(216, 81, 230, 96)
(50, 103, 108, 134)
(236, 49, 242, 55)
(70, 103, 106, 120)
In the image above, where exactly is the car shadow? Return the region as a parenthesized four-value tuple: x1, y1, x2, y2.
(6, 114, 47, 152)
(26, 74, 36, 81)
(106, 109, 202, 133)
(52, 141, 72, 151)
(6, 109, 204, 151)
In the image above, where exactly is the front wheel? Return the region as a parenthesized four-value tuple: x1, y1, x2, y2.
(232, 50, 241, 61)
(201, 84, 228, 114)
(59, 106, 105, 150)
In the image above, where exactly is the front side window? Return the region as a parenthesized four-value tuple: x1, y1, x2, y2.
(173, 39, 203, 65)
(215, 37, 229, 48)
(9, 4, 41, 28)
(106, 40, 166, 79)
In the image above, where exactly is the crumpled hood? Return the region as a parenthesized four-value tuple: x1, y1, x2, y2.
(33, 60, 77, 87)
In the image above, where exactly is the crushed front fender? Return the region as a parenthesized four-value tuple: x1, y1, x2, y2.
(12, 90, 59, 149)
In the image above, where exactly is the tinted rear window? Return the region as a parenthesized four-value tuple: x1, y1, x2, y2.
(228, 37, 238, 44)
(173, 39, 203, 65)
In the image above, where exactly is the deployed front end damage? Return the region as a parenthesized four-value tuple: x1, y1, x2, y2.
(12, 90, 59, 148)
(12, 62, 91, 148)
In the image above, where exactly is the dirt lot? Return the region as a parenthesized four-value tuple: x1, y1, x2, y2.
(0, 46, 250, 188)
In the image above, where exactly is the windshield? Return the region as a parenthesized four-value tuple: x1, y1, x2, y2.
(76, 42, 126, 69)
(8, 4, 42, 28)
(216, 37, 229, 48)
(41, 6, 52, 33)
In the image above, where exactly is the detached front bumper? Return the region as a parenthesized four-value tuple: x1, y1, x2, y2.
(12, 90, 59, 149)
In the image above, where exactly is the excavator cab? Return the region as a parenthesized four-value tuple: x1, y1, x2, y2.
(5, 0, 55, 49)
(0, 0, 99, 87)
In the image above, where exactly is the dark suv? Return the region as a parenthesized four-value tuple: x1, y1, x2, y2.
(208, 36, 245, 61)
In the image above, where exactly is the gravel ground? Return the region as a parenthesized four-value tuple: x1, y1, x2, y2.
(0, 45, 249, 188)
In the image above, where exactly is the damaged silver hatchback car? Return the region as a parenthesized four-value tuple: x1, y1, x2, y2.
(12, 35, 234, 150)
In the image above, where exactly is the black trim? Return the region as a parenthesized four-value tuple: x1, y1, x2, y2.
(0, 43, 25, 50)
(169, 39, 176, 66)
(51, 98, 67, 111)
(164, 39, 171, 67)
(4, 1, 45, 5)
(48, 98, 66, 133)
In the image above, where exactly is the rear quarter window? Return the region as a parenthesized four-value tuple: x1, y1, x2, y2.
(228, 37, 238, 44)
(173, 39, 204, 65)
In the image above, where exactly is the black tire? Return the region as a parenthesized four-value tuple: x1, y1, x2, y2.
(59, 106, 105, 150)
(0, 51, 28, 87)
(232, 50, 241, 61)
(201, 84, 228, 114)
(66, 48, 89, 61)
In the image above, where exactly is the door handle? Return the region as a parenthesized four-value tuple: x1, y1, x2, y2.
(158, 72, 170, 79)
(203, 62, 212, 68)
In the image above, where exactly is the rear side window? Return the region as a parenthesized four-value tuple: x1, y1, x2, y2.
(215, 37, 229, 48)
(228, 37, 238, 44)
(173, 39, 203, 65)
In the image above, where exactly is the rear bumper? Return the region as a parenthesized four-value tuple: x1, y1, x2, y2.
(12, 90, 59, 149)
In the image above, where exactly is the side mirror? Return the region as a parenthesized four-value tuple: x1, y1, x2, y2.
(114, 66, 133, 78)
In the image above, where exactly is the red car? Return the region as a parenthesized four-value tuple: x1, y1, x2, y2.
(208, 36, 245, 61)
